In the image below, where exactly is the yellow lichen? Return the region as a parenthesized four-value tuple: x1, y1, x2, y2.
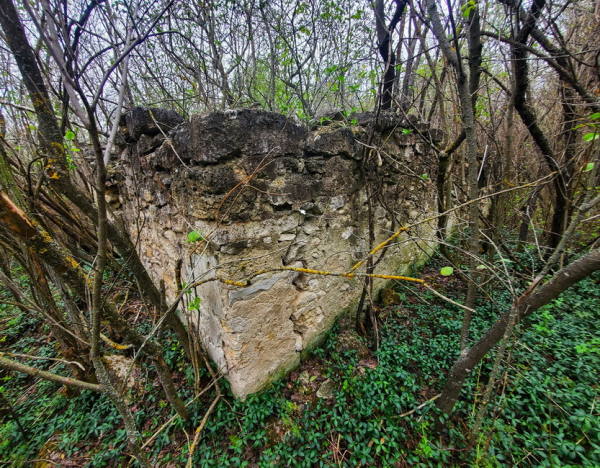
(281, 266, 333, 276)
(367, 274, 424, 284)
(349, 227, 408, 273)
(40, 231, 52, 243)
(65, 255, 80, 270)
(222, 279, 248, 287)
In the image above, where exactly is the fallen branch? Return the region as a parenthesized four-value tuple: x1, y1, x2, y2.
(186, 394, 222, 468)
(139, 372, 226, 452)
(398, 394, 440, 418)
(0, 351, 86, 371)
(0, 355, 103, 393)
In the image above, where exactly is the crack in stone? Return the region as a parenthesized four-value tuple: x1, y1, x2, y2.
(114, 107, 443, 397)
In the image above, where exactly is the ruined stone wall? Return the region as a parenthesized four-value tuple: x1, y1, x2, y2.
(111, 108, 442, 397)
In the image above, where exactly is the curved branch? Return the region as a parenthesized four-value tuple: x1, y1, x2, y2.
(481, 31, 600, 114)
(436, 248, 600, 417)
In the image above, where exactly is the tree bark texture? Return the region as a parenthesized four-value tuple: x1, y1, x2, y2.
(375, 0, 408, 109)
(0, 0, 194, 363)
(436, 248, 600, 417)
(510, 0, 567, 252)
(0, 191, 189, 420)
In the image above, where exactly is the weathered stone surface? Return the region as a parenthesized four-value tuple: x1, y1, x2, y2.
(114, 108, 443, 398)
(316, 379, 335, 399)
(298, 371, 311, 386)
(380, 288, 402, 306)
(310, 111, 346, 129)
(306, 127, 359, 159)
(137, 133, 166, 155)
(351, 110, 402, 131)
(125, 106, 185, 140)
(170, 109, 309, 164)
(102, 354, 138, 390)
(335, 331, 370, 361)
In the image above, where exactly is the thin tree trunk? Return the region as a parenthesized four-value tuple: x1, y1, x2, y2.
(436, 248, 600, 420)
(375, 0, 408, 109)
(509, 0, 567, 252)
(426, 0, 481, 350)
(0, 0, 194, 364)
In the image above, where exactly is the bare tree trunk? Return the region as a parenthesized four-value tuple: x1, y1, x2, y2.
(399, 10, 421, 112)
(0, 0, 194, 365)
(509, 0, 567, 253)
(436, 132, 466, 260)
(436, 248, 600, 420)
(374, 0, 408, 109)
(426, 0, 481, 350)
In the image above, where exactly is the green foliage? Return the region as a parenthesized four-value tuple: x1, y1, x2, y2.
(189, 296, 201, 311)
(179, 276, 600, 467)
(61, 130, 78, 170)
(2, 263, 599, 466)
(575, 337, 600, 355)
(460, 0, 477, 18)
(580, 113, 599, 142)
(186, 230, 204, 242)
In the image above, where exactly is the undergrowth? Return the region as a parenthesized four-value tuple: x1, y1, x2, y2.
(1, 261, 599, 467)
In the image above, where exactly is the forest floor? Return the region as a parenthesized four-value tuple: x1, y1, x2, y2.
(1, 256, 599, 467)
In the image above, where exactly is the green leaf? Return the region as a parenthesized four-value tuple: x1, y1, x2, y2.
(476, 264, 487, 270)
(422, 173, 429, 180)
(189, 296, 201, 311)
(460, 0, 476, 18)
(65, 130, 75, 141)
(583, 132, 599, 142)
(589, 112, 600, 120)
(69, 147, 81, 152)
(583, 162, 595, 172)
(440, 267, 453, 276)
(187, 230, 203, 242)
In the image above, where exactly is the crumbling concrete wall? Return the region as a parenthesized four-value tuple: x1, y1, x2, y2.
(111, 108, 442, 397)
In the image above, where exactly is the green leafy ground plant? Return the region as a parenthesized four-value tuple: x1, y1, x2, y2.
(1, 263, 599, 466)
